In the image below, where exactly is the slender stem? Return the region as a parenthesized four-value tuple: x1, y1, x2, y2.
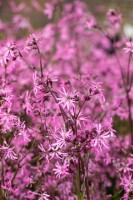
(47, 87, 69, 129)
(127, 52, 132, 86)
(11, 161, 27, 186)
(80, 155, 90, 200)
(112, 189, 123, 198)
(111, 43, 133, 144)
(76, 100, 86, 119)
(114, 50, 127, 90)
(78, 153, 81, 194)
(11, 139, 35, 186)
(0, 187, 6, 200)
(1, 159, 5, 186)
(99, 27, 127, 91)
(19, 52, 36, 72)
(4, 64, 7, 86)
(126, 91, 133, 144)
(73, 118, 82, 197)
(36, 44, 43, 78)
(19, 139, 35, 164)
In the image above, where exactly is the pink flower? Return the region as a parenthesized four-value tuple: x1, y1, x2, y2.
(107, 9, 122, 25)
(43, 2, 54, 19)
(3, 41, 19, 61)
(33, 191, 50, 200)
(2, 182, 19, 196)
(50, 146, 68, 160)
(0, 51, 8, 66)
(57, 88, 78, 110)
(119, 161, 133, 174)
(85, 18, 98, 29)
(33, 71, 43, 94)
(38, 143, 67, 161)
(9, 1, 25, 13)
(24, 34, 41, 52)
(124, 41, 133, 53)
(91, 124, 114, 151)
(53, 161, 69, 178)
(76, 112, 88, 127)
(32, 0, 42, 11)
(13, 15, 31, 30)
(23, 91, 33, 114)
(0, 87, 13, 110)
(120, 174, 133, 194)
(38, 143, 49, 161)
(0, 140, 17, 160)
(18, 122, 31, 142)
(0, 112, 19, 133)
(52, 127, 72, 149)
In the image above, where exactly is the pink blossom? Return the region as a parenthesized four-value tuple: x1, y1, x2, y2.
(85, 18, 98, 29)
(124, 41, 133, 53)
(18, 122, 31, 142)
(120, 174, 133, 194)
(57, 88, 78, 110)
(24, 34, 41, 52)
(107, 9, 122, 25)
(91, 124, 115, 150)
(33, 191, 50, 200)
(52, 127, 72, 149)
(43, 2, 54, 19)
(0, 141, 17, 160)
(53, 161, 69, 178)
(3, 41, 19, 61)
(0, 1, 132, 199)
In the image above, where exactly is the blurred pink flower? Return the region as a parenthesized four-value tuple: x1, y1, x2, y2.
(124, 41, 133, 53)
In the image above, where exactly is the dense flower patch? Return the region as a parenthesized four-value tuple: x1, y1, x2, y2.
(0, 1, 133, 200)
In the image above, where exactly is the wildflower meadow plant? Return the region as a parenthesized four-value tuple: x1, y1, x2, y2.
(0, 1, 133, 200)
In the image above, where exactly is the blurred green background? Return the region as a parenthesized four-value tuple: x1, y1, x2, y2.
(85, 0, 133, 24)
(0, 0, 133, 29)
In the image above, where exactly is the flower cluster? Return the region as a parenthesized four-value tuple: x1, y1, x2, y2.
(0, 1, 133, 200)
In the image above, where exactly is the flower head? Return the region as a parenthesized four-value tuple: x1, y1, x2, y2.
(107, 9, 122, 26)
(33, 191, 50, 200)
(24, 34, 41, 52)
(57, 88, 78, 110)
(0, 140, 17, 160)
(91, 124, 115, 151)
(52, 127, 72, 149)
(124, 41, 133, 53)
(3, 41, 19, 61)
(18, 122, 31, 142)
(53, 161, 69, 178)
(85, 18, 98, 29)
(43, 2, 54, 19)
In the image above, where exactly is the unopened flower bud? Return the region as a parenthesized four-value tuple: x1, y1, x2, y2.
(84, 95, 91, 101)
